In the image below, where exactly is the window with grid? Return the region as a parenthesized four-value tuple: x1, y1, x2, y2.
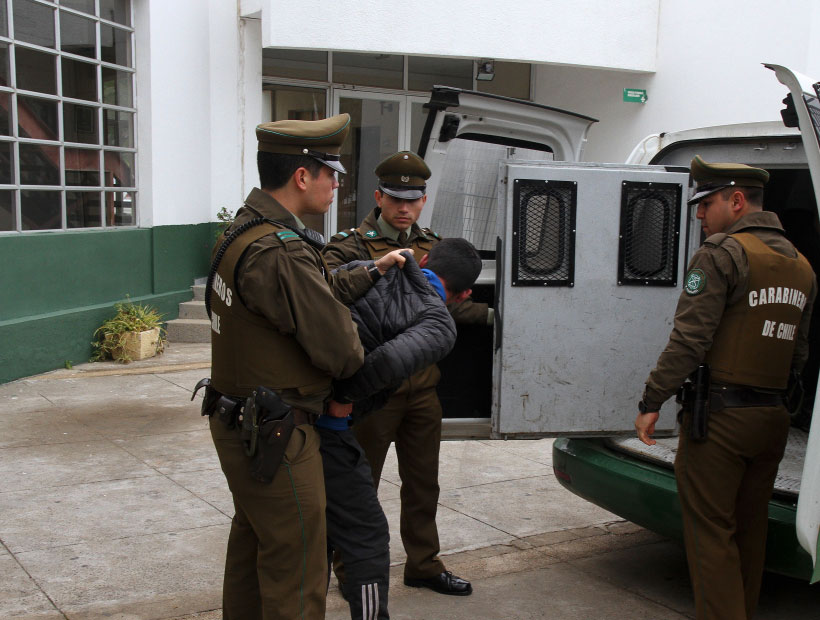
(511, 179, 576, 287)
(617, 181, 681, 286)
(0, 0, 135, 233)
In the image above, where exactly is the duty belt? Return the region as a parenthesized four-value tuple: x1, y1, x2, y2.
(709, 384, 784, 410)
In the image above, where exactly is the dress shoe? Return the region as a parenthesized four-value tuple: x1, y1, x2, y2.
(404, 571, 472, 596)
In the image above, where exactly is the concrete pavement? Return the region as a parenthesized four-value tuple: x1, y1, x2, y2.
(1, 344, 817, 619)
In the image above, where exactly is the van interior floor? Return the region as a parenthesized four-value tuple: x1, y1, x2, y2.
(606, 428, 807, 498)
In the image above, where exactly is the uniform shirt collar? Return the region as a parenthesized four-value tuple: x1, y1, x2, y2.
(244, 187, 306, 229)
(376, 214, 404, 241)
(725, 210, 784, 235)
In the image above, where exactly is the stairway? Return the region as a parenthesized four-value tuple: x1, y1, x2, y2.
(165, 279, 211, 343)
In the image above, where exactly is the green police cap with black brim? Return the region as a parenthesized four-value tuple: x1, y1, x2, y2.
(256, 113, 351, 174)
(375, 151, 431, 200)
(687, 155, 770, 206)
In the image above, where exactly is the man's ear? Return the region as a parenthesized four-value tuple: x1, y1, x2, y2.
(418, 254, 429, 268)
(293, 167, 310, 191)
(451, 288, 471, 304)
(729, 189, 745, 213)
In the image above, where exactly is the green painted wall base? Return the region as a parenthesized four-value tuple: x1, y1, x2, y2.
(0, 223, 217, 383)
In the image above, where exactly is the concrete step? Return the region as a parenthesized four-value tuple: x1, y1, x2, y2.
(192, 283, 206, 301)
(166, 318, 210, 343)
(178, 300, 208, 320)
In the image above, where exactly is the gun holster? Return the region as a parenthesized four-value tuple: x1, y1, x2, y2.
(241, 386, 295, 483)
(675, 363, 710, 442)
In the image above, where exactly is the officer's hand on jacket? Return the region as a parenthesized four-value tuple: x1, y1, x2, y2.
(375, 249, 414, 275)
(634, 410, 660, 446)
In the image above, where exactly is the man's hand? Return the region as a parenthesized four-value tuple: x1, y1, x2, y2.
(374, 249, 413, 274)
(634, 411, 660, 446)
(327, 400, 353, 418)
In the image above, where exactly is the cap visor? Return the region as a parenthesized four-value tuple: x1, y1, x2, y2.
(380, 186, 425, 200)
(318, 158, 346, 174)
(687, 186, 723, 206)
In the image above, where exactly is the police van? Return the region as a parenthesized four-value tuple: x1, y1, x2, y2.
(419, 64, 820, 582)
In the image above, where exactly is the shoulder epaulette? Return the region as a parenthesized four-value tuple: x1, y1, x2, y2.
(275, 230, 301, 243)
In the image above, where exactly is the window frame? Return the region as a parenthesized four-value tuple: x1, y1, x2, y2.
(0, 0, 137, 234)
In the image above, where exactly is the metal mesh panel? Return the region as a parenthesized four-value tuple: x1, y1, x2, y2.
(430, 138, 552, 251)
(618, 181, 681, 286)
(512, 179, 576, 287)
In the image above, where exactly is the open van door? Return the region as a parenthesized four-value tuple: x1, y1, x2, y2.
(767, 63, 820, 583)
(493, 161, 689, 436)
(418, 87, 691, 437)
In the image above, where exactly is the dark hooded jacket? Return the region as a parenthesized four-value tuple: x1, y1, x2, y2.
(332, 253, 457, 418)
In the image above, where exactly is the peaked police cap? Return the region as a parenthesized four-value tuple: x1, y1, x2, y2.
(375, 151, 431, 200)
(256, 114, 351, 174)
(688, 155, 769, 206)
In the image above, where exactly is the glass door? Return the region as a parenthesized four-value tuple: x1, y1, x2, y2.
(332, 90, 405, 232)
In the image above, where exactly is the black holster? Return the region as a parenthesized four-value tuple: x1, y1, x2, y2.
(676, 363, 710, 442)
(241, 385, 295, 483)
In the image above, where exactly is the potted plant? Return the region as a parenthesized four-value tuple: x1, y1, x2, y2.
(92, 299, 166, 363)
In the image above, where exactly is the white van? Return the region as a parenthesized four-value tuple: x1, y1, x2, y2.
(421, 64, 820, 582)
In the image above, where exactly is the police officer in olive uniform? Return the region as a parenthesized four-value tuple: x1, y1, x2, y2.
(635, 156, 817, 620)
(207, 115, 407, 620)
(324, 152, 487, 596)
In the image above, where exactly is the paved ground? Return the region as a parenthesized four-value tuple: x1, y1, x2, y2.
(1, 344, 818, 619)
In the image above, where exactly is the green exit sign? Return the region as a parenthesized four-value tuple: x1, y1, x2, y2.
(623, 88, 647, 103)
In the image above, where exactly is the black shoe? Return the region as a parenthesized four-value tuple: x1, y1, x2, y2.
(404, 571, 472, 596)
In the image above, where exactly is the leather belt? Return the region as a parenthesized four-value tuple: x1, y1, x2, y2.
(710, 384, 784, 410)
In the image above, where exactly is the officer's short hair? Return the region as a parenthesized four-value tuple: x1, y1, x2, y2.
(426, 238, 482, 294)
(719, 185, 764, 207)
(258, 151, 324, 191)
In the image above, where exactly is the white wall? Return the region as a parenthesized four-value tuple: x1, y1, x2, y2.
(533, 0, 820, 163)
(136, 1, 212, 226)
(259, 0, 659, 72)
(137, 0, 820, 227)
(137, 1, 256, 227)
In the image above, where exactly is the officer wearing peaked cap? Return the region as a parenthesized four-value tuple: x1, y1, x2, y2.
(635, 156, 816, 619)
(203, 114, 408, 620)
(324, 151, 490, 597)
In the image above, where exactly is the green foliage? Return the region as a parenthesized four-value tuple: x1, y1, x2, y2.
(91, 298, 166, 363)
(216, 207, 235, 240)
(64, 360, 73, 369)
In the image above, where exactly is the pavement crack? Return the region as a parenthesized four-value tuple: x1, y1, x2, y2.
(1, 539, 68, 618)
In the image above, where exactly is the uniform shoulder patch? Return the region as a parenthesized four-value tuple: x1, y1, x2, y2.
(683, 268, 706, 296)
(364, 229, 378, 238)
(275, 230, 300, 243)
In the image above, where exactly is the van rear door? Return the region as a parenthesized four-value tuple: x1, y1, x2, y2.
(767, 63, 820, 583)
(493, 162, 690, 436)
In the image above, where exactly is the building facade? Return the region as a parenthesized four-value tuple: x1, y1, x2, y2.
(1, 0, 818, 382)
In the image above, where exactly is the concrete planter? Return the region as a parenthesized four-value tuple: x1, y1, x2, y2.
(108, 327, 162, 361)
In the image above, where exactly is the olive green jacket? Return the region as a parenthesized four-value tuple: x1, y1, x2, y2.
(643, 211, 817, 409)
